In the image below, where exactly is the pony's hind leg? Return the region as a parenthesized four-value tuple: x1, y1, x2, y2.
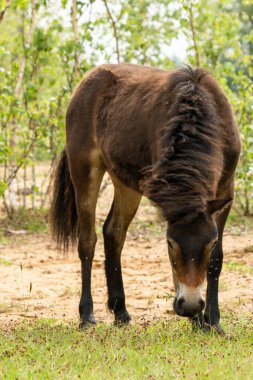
(68, 148, 105, 328)
(103, 176, 141, 324)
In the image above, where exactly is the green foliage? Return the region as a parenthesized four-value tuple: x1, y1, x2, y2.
(0, 180, 7, 197)
(0, 0, 252, 214)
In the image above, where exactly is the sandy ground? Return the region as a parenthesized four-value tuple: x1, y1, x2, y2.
(0, 180, 252, 326)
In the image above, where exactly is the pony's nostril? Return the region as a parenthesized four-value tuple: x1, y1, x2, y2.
(199, 299, 205, 310)
(177, 297, 185, 310)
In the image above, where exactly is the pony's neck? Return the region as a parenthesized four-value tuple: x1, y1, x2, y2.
(142, 67, 221, 223)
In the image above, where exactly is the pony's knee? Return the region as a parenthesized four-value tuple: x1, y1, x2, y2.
(78, 233, 97, 260)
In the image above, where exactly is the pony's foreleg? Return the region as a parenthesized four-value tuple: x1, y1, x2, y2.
(204, 202, 232, 334)
(70, 154, 105, 328)
(103, 178, 141, 324)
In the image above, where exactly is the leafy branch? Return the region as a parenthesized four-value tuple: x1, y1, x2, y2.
(102, 0, 120, 63)
(0, 0, 10, 23)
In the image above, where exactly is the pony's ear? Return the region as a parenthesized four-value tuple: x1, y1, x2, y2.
(207, 198, 233, 216)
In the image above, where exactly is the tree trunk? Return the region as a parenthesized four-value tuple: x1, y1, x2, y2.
(103, 0, 120, 63)
(188, 2, 200, 67)
(8, 0, 36, 212)
(71, 0, 80, 79)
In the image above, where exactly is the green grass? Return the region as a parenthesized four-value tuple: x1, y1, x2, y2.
(0, 257, 12, 266)
(224, 261, 253, 274)
(0, 231, 10, 245)
(0, 315, 252, 380)
(0, 208, 48, 234)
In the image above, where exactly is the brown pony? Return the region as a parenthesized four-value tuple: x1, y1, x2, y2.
(50, 64, 241, 333)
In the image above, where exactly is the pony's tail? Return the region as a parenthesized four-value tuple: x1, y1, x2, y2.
(50, 149, 78, 252)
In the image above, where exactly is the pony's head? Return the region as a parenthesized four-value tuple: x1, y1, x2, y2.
(167, 199, 231, 318)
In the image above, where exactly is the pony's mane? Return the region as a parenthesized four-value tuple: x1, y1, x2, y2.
(142, 66, 221, 224)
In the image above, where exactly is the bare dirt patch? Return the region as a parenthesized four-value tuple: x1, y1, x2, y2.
(0, 180, 252, 326)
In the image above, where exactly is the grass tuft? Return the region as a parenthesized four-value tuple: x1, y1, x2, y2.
(0, 208, 48, 234)
(224, 261, 253, 274)
(0, 257, 12, 266)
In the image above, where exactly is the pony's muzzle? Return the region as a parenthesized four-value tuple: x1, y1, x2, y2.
(173, 296, 205, 317)
(173, 283, 205, 317)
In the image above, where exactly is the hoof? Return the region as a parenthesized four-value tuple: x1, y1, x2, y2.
(208, 323, 225, 336)
(114, 311, 131, 326)
(79, 314, 96, 329)
(204, 314, 225, 335)
(190, 315, 225, 335)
